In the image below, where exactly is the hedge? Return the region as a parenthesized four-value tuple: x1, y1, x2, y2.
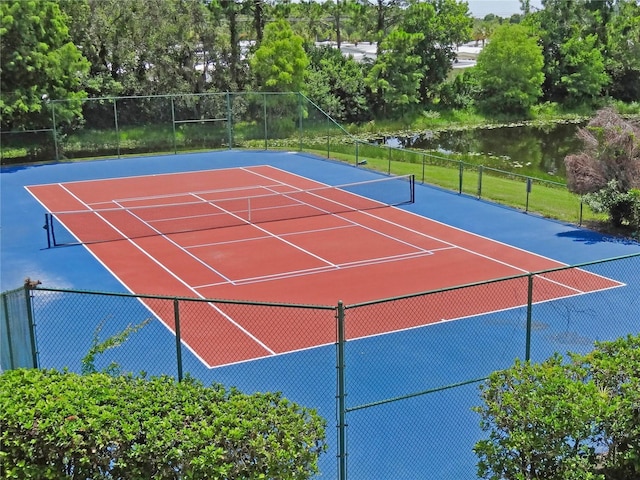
(0, 369, 326, 479)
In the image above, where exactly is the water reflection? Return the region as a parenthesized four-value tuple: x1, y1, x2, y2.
(377, 122, 585, 179)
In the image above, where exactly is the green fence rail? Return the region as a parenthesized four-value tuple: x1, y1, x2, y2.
(2, 252, 639, 479)
(1, 92, 599, 226)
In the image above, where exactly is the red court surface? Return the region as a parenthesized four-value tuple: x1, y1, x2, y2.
(27, 166, 623, 368)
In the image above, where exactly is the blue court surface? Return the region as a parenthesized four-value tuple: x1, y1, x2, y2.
(2, 150, 639, 479)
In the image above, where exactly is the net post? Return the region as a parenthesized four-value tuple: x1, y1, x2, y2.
(410, 174, 415, 203)
(173, 298, 183, 381)
(336, 300, 347, 480)
(43, 213, 51, 249)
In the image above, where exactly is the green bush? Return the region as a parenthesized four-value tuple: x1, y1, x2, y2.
(0, 370, 326, 479)
(474, 334, 640, 480)
(583, 181, 640, 231)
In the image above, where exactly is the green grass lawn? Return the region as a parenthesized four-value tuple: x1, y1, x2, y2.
(301, 145, 605, 226)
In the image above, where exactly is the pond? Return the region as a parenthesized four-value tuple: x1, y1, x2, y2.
(378, 121, 586, 180)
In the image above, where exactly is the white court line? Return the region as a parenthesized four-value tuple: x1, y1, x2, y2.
(239, 166, 602, 295)
(112, 199, 235, 285)
(190, 192, 339, 270)
(56, 183, 278, 357)
(194, 248, 452, 288)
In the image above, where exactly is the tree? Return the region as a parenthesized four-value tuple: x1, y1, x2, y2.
(564, 108, 640, 228)
(365, 28, 424, 118)
(0, 0, 89, 130)
(559, 30, 610, 105)
(250, 20, 308, 93)
(474, 355, 605, 480)
(306, 45, 370, 123)
(581, 335, 640, 479)
(474, 23, 545, 116)
(475, 334, 640, 480)
(0, 369, 327, 479)
(400, 0, 473, 103)
(527, 0, 596, 103)
(604, 0, 640, 102)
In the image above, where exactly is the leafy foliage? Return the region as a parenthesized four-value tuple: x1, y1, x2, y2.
(565, 108, 640, 229)
(559, 31, 610, 106)
(0, 369, 327, 479)
(0, 0, 89, 130)
(365, 28, 424, 118)
(81, 317, 152, 376)
(305, 45, 370, 123)
(474, 23, 545, 116)
(474, 334, 640, 480)
(250, 20, 308, 93)
(400, 0, 473, 103)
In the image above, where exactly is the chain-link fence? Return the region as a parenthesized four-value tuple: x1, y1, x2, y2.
(1, 92, 599, 226)
(3, 253, 639, 479)
(338, 253, 640, 479)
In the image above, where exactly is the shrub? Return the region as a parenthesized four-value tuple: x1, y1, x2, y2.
(0, 369, 326, 479)
(474, 334, 640, 480)
(582, 180, 640, 229)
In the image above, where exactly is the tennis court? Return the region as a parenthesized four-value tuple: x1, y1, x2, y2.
(3, 150, 640, 479)
(25, 164, 623, 368)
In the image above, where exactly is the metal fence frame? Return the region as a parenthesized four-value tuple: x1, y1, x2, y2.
(1, 92, 594, 226)
(3, 252, 639, 479)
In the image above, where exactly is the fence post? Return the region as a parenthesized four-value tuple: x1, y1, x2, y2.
(263, 93, 268, 150)
(226, 92, 233, 148)
(525, 178, 532, 213)
(2, 291, 15, 369)
(50, 101, 60, 161)
(458, 161, 464, 194)
(24, 283, 39, 369)
(336, 301, 347, 480)
(327, 115, 331, 158)
(173, 298, 183, 381)
(113, 98, 120, 158)
(579, 200, 584, 226)
(170, 96, 177, 154)
(298, 93, 303, 152)
(525, 274, 533, 361)
(355, 140, 359, 167)
(477, 165, 483, 199)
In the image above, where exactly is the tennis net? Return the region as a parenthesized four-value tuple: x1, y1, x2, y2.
(44, 174, 415, 247)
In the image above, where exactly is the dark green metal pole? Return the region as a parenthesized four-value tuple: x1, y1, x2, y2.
(2, 292, 15, 369)
(263, 93, 268, 150)
(171, 97, 177, 154)
(113, 98, 120, 158)
(24, 283, 39, 368)
(525, 274, 533, 361)
(336, 301, 347, 480)
(226, 92, 233, 148)
(174, 298, 183, 381)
